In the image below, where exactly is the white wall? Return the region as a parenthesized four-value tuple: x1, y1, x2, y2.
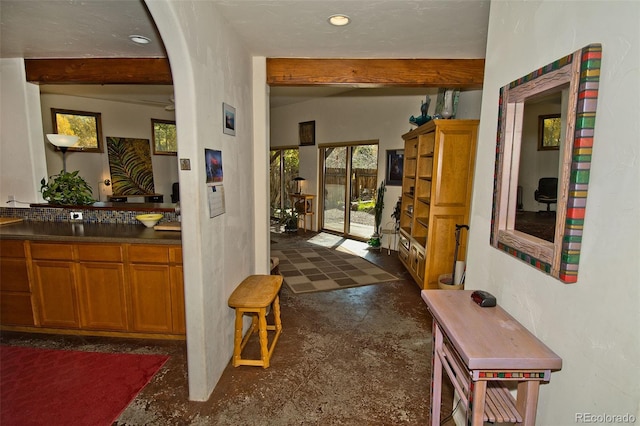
(0, 59, 48, 207)
(467, 1, 640, 423)
(146, 0, 255, 401)
(40, 94, 178, 202)
(270, 90, 482, 234)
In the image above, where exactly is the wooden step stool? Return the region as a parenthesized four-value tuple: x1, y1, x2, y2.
(228, 275, 283, 368)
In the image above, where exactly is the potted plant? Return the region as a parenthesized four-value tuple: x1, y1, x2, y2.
(40, 170, 95, 205)
(280, 209, 298, 232)
(368, 181, 386, 247)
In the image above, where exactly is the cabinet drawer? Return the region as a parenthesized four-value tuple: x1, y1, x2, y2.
(128, 244, 170, 264)
(30, 242, 74, 260)
(170, 247, 182, 264)
(0, 240, 26, 258)
(398, 244, 409, 263)
(76, 244, 123, 262)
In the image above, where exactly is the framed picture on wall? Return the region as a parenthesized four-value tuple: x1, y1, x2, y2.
(385, 149, 404, 186)
(538, 114, 561, 150)
(223, 103, 236, 136)
(299, 120, 315, 146)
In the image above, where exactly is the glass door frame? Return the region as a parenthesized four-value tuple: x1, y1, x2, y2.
(318, 139, 379, 241)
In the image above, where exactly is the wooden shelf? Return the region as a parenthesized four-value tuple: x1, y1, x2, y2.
(414, 237, 426, 248)
(416, 217, 429, 228)
(398, 119, 478, 289)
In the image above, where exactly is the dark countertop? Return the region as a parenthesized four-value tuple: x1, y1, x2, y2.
(0, 221, 181, 245)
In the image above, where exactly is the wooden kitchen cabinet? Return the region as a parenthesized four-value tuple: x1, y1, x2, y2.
(128, 244, 184, 334)
(31, 242, 79, 328)
(1, 239, 185, 339)
(76, 244, 128, 331)
(0, 240, 35, 325)
(399, 120, 478, 289)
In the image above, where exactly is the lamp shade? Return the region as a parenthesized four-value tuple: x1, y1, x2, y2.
(46, 134, 78, 148)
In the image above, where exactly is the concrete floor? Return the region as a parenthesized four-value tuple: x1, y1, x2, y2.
(1, 231, 456, 425)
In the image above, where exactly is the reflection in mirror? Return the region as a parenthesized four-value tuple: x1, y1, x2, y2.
(490, 44, 602, 283)
(514, 93, 563, 242)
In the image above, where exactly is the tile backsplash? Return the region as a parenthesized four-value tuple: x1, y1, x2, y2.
(0, 206, 178, 225)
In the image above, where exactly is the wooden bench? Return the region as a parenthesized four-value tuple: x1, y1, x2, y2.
(228, 275, 283, 368)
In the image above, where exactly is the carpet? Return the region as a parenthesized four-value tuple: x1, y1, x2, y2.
(0, 345, 169, 426)
(272, 245, 398, 294)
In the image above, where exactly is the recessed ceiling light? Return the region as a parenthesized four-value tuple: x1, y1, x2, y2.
(328, 14, 350, 26)
(129, 35, 151, 45)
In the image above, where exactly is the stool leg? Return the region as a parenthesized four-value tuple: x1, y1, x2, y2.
(232, 309, 243, 367)
(258, 308, 269, 368)
(273, 295, 282, 332)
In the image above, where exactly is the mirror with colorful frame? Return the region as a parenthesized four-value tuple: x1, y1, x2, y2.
(490, 44, 602, 283)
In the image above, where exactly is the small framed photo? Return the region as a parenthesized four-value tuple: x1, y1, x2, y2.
(299, 120, 315, 146)
(385, 149, 404, 186)
(538, 114, 561, 150)
(223, 103, 236, 136)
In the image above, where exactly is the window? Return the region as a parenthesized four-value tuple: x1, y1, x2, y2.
(538, 114, 562, 150)
(270, 148, 299, 219)
(152, 119, 177, 155)
(51, 108, 103, 152)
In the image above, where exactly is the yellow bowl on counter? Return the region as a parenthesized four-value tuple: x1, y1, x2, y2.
(136, 213, 163, 228)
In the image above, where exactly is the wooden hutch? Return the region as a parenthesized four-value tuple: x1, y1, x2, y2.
(398, 119, 478, 289)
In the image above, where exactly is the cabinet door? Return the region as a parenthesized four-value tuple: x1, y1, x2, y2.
(0, 240, 35, 326)
(128, 264, 173, 333)
(32, 260, 79, 328)
(77, 262, 128, 330)
(171, 265, 186, 334)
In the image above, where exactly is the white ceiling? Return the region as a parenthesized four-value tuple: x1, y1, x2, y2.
(0, 0, 490, 107)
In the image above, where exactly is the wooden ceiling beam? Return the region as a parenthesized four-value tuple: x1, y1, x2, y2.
(267, 58, 485, 89)
(25, 58, 172, 84)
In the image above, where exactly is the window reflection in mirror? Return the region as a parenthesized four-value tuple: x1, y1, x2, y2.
(490, 44, 602, 283)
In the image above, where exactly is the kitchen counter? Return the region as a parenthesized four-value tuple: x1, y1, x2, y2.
(0, 221, 181, 244)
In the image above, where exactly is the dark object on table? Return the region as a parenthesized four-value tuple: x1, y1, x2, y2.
(471, 290, 497, 307)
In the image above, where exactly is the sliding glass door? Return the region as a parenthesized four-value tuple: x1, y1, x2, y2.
(321, 143, 378, 240)
(270, 148, 299, 220)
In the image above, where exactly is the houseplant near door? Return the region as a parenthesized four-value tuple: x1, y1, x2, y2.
(40, 170, 95, 205)
(368, 181, 386, 247)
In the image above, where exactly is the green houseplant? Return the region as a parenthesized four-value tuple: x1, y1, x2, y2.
(368, 181, 386, 247)
(280, 209, 298, 232)
(40, 170, 95, 205)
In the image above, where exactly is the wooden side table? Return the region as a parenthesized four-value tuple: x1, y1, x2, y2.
(289, 193, 315, 232)
(421, 290, 562, 425)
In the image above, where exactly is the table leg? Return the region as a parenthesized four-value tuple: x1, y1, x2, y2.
(516, 380, 540, 426)
(431, 324, 444, 426)
(469, 380, 487, 425)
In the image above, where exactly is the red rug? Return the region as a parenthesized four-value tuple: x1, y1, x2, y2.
(0, 345, 169, 426)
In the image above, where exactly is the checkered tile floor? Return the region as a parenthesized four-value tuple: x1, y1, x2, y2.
(271, 245, 398, 294)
